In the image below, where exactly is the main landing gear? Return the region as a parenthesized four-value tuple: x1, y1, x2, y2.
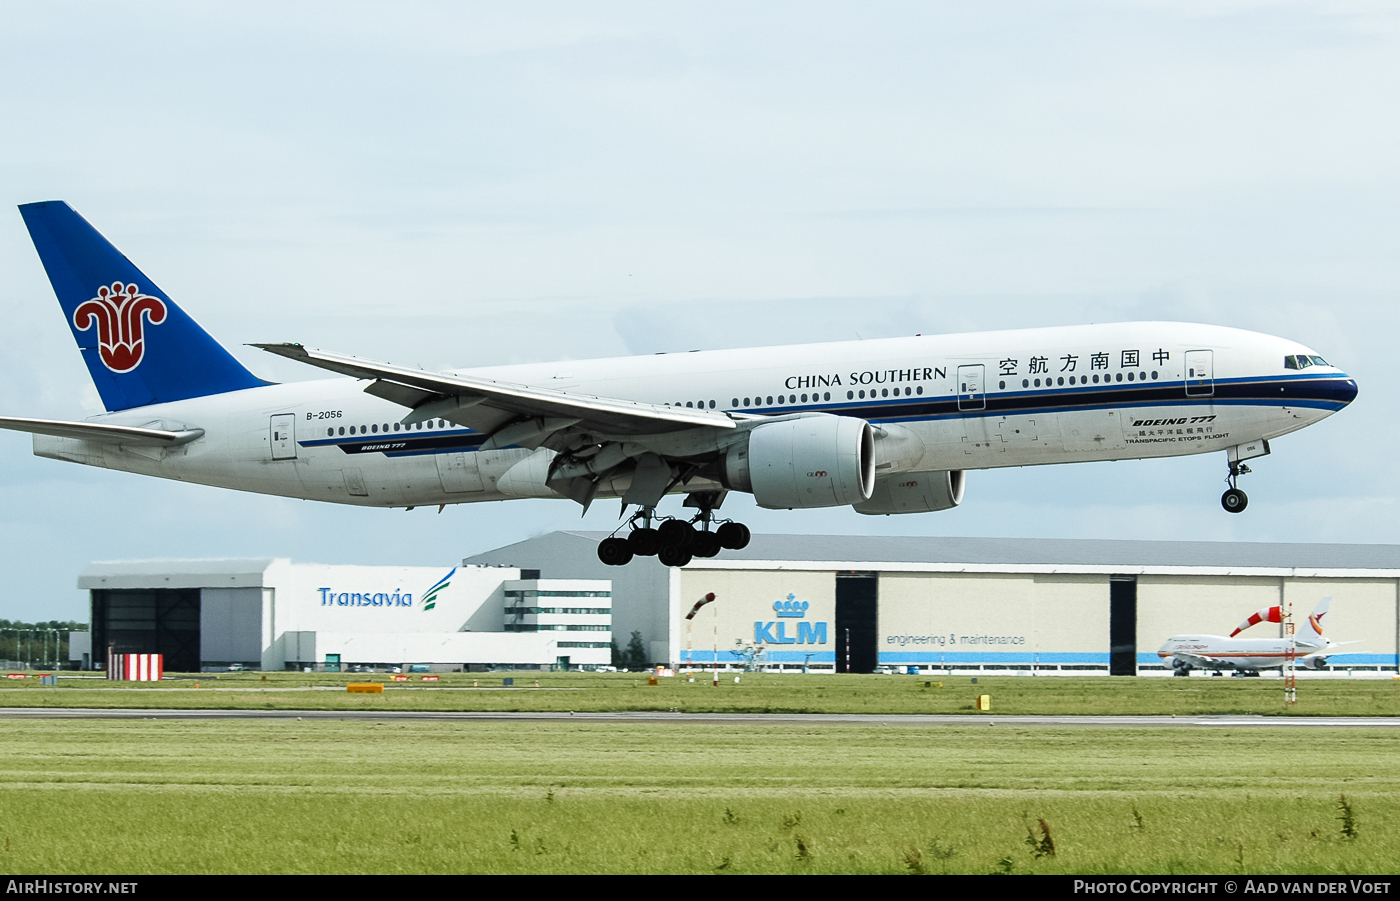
(1221, 461, 1250, 514)
(596, 495, 752, 567)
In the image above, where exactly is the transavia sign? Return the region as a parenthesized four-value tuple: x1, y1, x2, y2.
(316, 567, 455, 609)
(754, 594, 828, 645)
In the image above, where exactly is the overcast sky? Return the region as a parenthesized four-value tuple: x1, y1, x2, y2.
(1, 1, 1397, 621)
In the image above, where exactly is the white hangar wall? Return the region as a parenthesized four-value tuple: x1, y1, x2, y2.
(877, 573, 1112, 668)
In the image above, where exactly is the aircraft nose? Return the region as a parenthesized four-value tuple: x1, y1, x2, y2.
(1334, 376, 1359, 406)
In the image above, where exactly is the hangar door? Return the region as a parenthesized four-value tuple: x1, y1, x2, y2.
(90, 588, 201, 673)
(836, 572, 878, 673)
(1109, 576, 1138, 676)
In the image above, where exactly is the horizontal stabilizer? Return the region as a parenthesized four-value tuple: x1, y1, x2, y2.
(0, 416, 203, 447)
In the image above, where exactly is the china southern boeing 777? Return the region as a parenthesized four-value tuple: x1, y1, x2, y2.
(2, 202, 1359, 566)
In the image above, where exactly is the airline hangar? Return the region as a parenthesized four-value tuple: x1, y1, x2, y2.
(468, 533, 1400, 674)
(74, 535, 1400, 674)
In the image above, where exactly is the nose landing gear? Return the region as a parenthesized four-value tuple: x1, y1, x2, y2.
(1221, 461, 1250, 513)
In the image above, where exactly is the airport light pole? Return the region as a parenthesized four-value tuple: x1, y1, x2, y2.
(1283, 601, 1297, 706)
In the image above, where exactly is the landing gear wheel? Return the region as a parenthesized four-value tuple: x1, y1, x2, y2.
(597, 536, 634, 566)
(658, 519, 696, 549)
(1221, 487, 1248, 513)
(657, 545, 693, 567)
(628, 528, 661, 556)
(691, 531, 722, 558)
(715, 522, 751, 550)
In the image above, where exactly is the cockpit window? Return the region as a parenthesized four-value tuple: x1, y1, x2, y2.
(1285, 354, 1331, 370)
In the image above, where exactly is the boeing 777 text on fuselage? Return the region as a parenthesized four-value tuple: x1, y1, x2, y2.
(2, 202, 1359, 566)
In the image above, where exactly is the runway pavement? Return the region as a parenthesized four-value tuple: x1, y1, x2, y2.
(1, 707, 1398, 727)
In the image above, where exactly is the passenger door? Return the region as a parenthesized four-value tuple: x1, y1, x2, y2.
(956, 364, 985, 412)
(269, 414, 297, 460)
(1185, 350, 1214, 397)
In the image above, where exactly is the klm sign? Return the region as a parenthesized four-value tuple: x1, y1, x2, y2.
(754, 595, 828, 646)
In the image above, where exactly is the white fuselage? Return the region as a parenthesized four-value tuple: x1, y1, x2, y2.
(1158, 634, 1330, 671)
(32, 321, 1356, 510)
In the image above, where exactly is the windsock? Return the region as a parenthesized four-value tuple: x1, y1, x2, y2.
(1230, 604, 1282, 637)
(685, 593, 717, 620)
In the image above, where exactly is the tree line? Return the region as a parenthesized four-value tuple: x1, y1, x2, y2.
(0, 620, 88, 669)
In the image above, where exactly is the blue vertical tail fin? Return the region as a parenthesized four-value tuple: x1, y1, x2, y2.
(19, 201, 267, 412)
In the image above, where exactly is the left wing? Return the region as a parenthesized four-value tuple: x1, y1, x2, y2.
(1174, 652, 1227, 669)
(255, 343, 751, 509)
(253, 344, 738, 439)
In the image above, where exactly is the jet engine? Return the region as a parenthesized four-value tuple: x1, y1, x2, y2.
(1301, 656, 1329, 670)
(855, 470, 965, 515)
(722, 414, 874, 509)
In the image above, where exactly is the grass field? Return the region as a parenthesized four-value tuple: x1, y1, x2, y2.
(1, 670, 1397, 716)
(0, 718, 1394, 874)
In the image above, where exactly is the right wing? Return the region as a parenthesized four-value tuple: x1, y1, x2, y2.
(0, 416, 204, 447)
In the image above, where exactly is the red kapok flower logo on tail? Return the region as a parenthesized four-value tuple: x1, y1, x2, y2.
(73, 281, 167, 373)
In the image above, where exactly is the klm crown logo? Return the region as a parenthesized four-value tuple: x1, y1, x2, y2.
(774, 594, 808, 618)
(755, 594, 826, 646)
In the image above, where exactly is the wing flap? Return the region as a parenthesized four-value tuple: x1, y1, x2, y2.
(0, 416, 203, 446)
(253, 343, 736, 436)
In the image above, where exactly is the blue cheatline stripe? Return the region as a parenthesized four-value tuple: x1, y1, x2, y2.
(744, 373, 1351, 420)
(879, 651, 1109, 665)
(299, 429, 491, 456)
(680, 650, 835, 664)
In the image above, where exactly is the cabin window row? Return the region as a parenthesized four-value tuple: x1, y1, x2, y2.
(328, 419, 450, 438)
(997, 371, 1159, 390)
(668, 393, 839, 409)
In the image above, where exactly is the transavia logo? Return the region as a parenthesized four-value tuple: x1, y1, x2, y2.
(421, 567, 455, 611)
(756, 594, 826, 645)
(73, 282, 168, 373)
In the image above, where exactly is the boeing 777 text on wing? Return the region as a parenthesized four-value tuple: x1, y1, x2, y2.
(2, 202, 1359, 566)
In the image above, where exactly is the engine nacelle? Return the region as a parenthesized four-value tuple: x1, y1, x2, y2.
(723, 415, 874, 509)
(1302, 656, 1329, 670)
(854, 470, 965, 515)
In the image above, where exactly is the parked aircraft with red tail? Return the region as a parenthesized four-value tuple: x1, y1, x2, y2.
(1157, 597, 1356, 674)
